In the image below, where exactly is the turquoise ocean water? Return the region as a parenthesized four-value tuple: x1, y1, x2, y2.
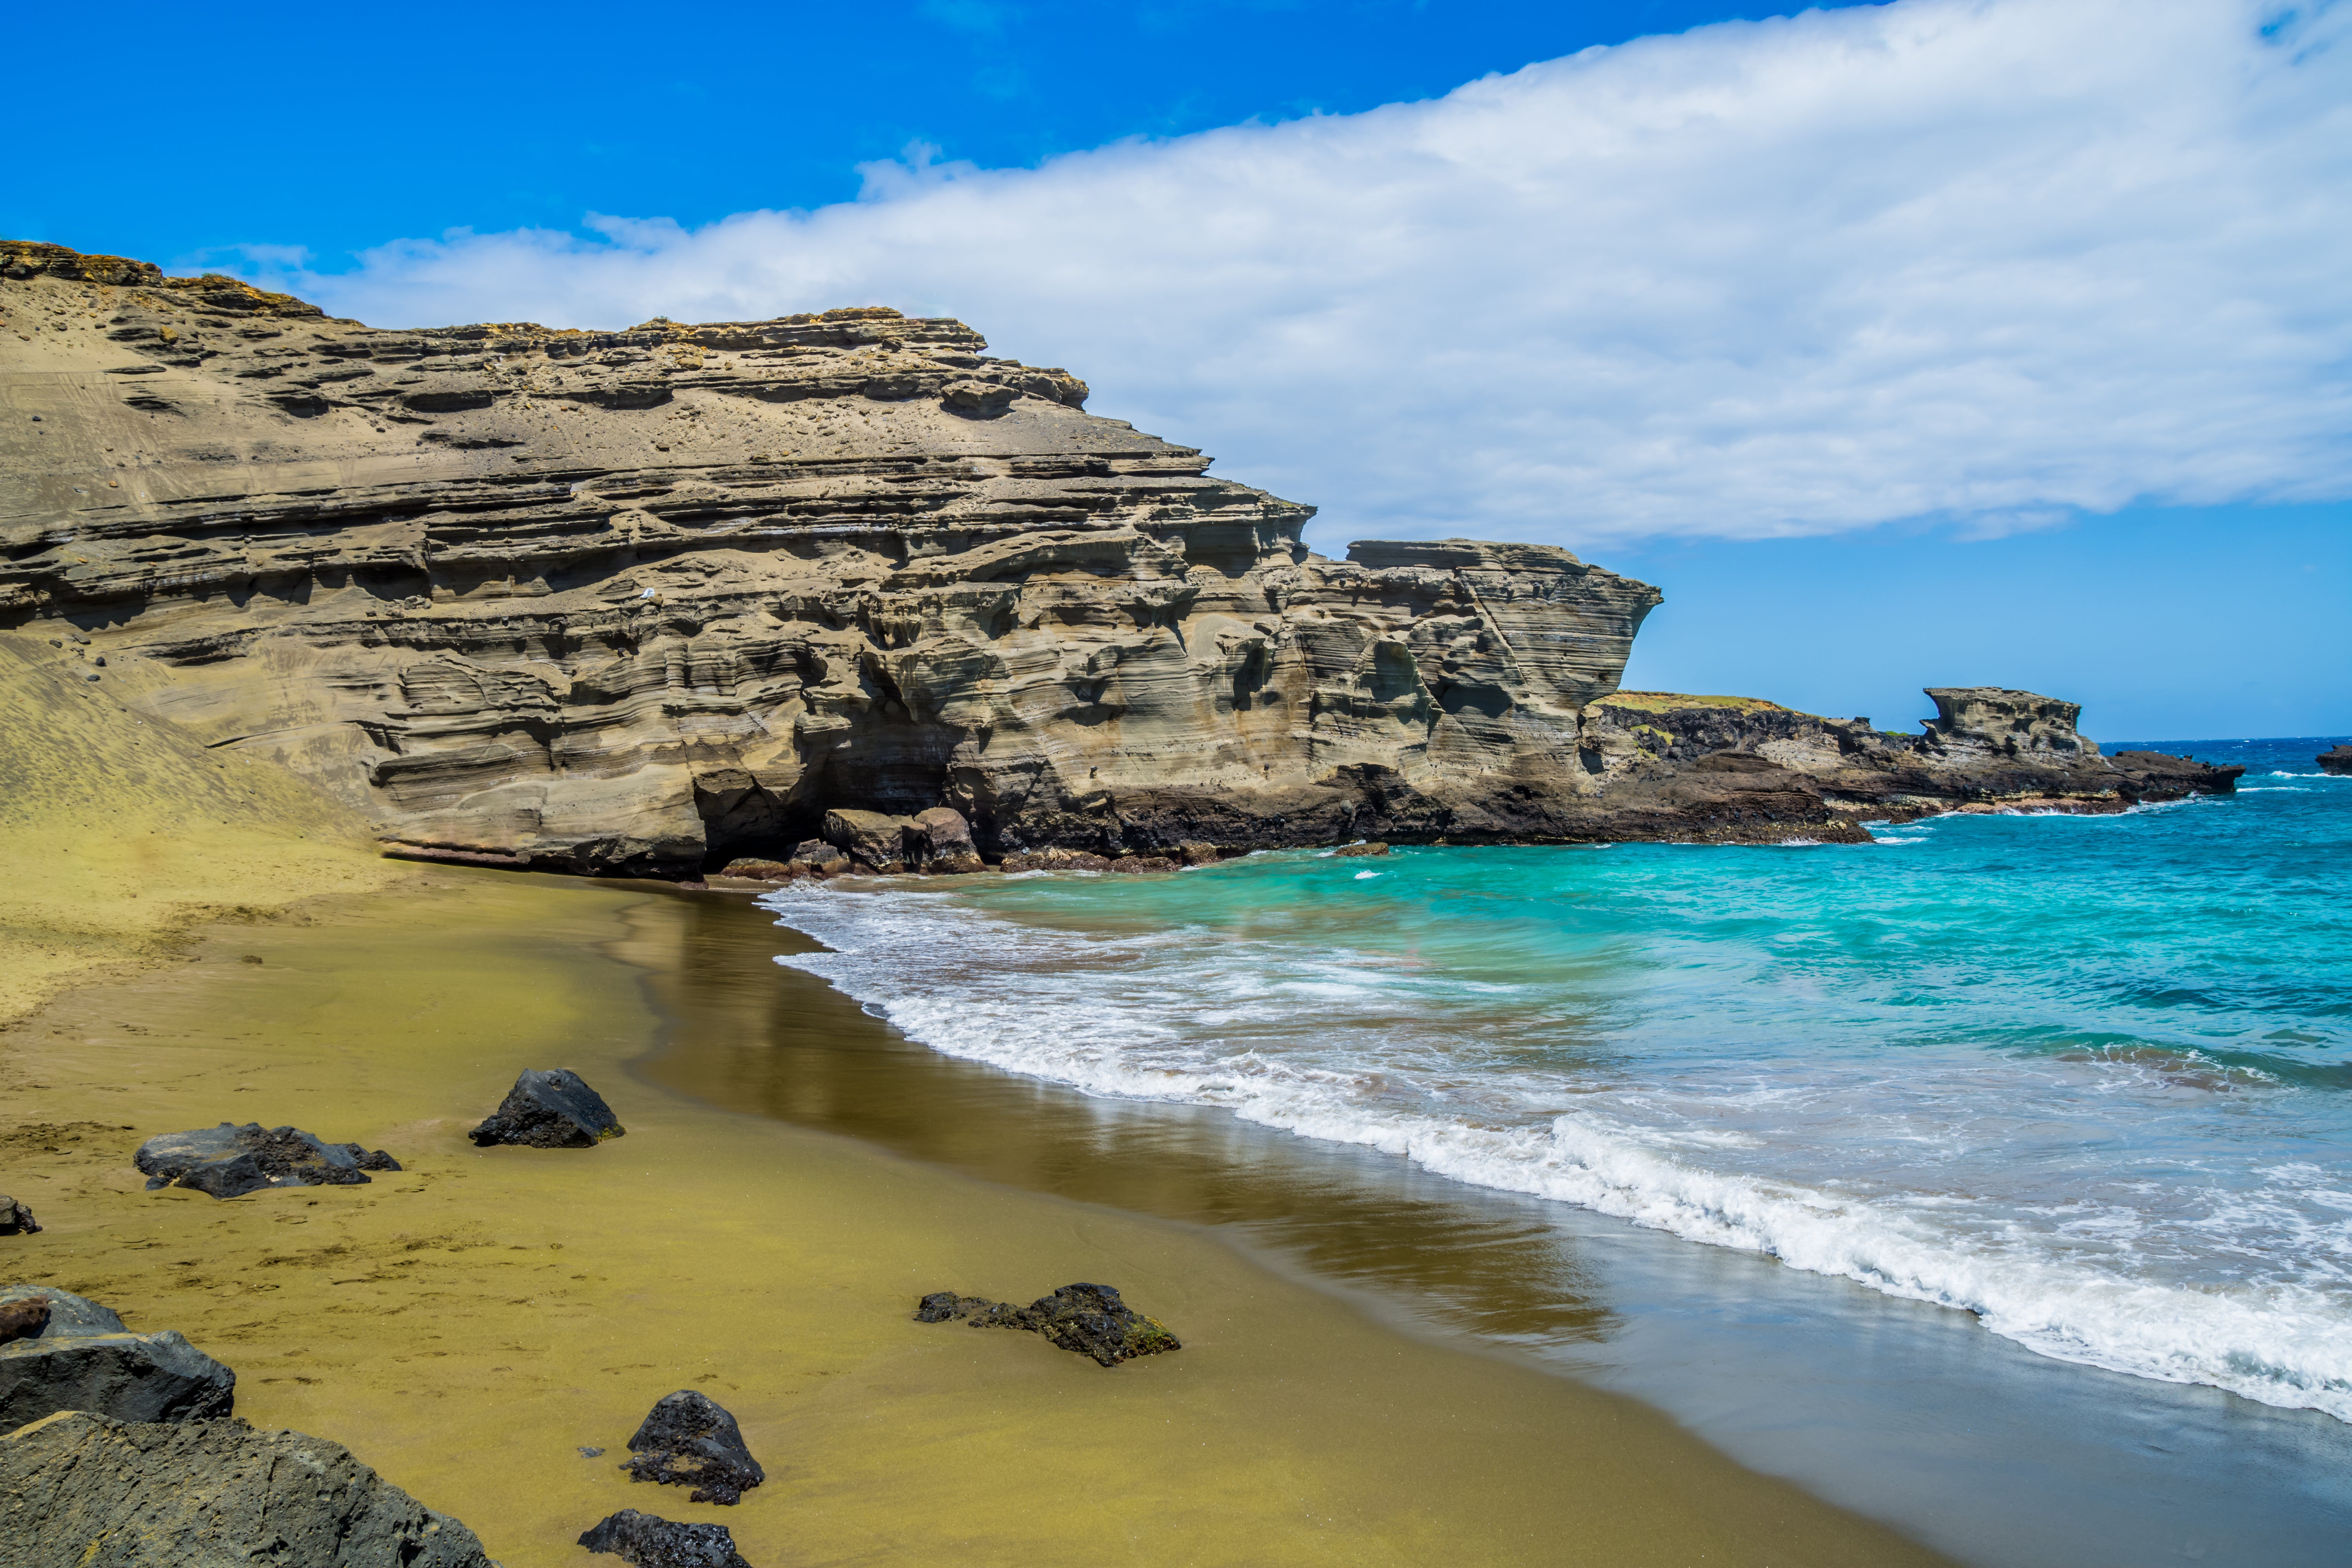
(760, 737, 2352, 1422)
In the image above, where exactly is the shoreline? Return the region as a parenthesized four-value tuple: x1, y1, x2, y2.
(0, 867, 1953, 1567)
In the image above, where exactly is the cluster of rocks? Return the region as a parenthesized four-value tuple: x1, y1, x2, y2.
(571, 1390, 766, 1566)
(134, 1122, 401, 1199)
(0, 1285, 494, 1566)
(0, 1194, 38, 1234)
(915, 1282, 1183, 1368)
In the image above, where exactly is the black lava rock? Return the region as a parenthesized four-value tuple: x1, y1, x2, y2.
(0, 1285, 236, 1428)
(622, 1390, 764, 1505)
(134, 1123, 401, 1200)
(0, 1194, 39, 1234)
(468, 1068, 625, 1149)
(578, 1508, 753, 1568)
(914, 1281, 1181, 1367)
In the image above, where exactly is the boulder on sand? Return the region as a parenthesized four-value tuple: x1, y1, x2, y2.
(468, 1068, 625, 1149)
(788, 838, 851, 875)
(621, 1390, 766, 1505)
(822, 808, 914, 873)
(906, 807, 985, 874)
(0, 1194, 38, 1234)
(0, 1410, 494, 1568)
(0, 1285, 235, 1428)
(134, 1123, 401, 1200)
(914, 1281, 1181, 1367)
(579, 1508, 754, 1568)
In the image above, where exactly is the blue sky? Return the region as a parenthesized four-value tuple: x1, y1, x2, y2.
(9, 0, 2346, 741)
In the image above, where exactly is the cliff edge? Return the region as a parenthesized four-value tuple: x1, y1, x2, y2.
(0, 241, 2234, 873)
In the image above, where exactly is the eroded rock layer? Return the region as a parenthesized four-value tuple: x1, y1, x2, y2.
(1, 242, 2234, 870)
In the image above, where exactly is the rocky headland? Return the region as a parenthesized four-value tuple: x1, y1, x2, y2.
(1, 240, 2238, 878)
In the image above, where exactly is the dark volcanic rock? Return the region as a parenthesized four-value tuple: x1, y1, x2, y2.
(622, 1390, 765, 1505)
(2108, 750, 2249, 797)
(915, 1282, 1181, 1368)
(579, 1508, 755, 1568)
(134, 1123, 401, 1199)
(0, 1410, 493, 1568)
(468, 1068, 625, 1149)
(0, 1286, 235, 1428)
(1333, 841, 1390, 857)
(2319, 745, 2352, 776)
(0, 1193, 39, 1234)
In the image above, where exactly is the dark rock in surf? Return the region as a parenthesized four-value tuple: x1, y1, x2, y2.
(0, 1285, 236, 1428)
(2107, 750, 2249, 797)
(0, 1410, 493, 1568)
(134, 1123, 401, 1199)
(1333, 841, 1390, 857)
(468, 1068, 625, 1149)
(622, 1390, 764, 1505)
(913, 1282, 1181, 1368)
(579, 1508, 753, 1568)
(0, 1194, 39, 1234)
(2319, 744, 2352, 776)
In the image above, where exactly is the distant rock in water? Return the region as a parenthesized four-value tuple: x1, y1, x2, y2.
(2320, 745, 2352, 776)
(579, 1508, 754, 1568)
(0, 1194, 39, 1234)
(622, 1390, 765, 1505)
(0, 1286, 235, 1428)
(915, 1282, 1181, 1368)
(0, 1410, 493, 1568)
(469, 1068, 625, 1149)
(134, 1123, 401, 1199)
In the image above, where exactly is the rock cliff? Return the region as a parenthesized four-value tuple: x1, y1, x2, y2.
(0, 241, 2235, 873)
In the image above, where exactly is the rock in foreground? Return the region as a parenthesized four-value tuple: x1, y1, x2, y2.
(0, 1410, 494, 1568)
(622, 1390, 765, 1505)
(916, 1282, 1181, 1367)
(135, 1123, 401, 1199)
(0, 1194, 38, 1234)
(468, 1069, 625, 1149)
(579, 1508, 754, 1568)
(0, 1286, 235, 1428)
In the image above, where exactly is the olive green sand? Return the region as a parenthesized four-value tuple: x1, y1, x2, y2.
(0, 630, 409, 1025)
(0, 871, 1955, 1567)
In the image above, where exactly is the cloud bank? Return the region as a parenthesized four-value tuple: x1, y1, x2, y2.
(244, 0, 2352, 550)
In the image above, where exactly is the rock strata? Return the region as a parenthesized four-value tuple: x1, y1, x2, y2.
(469, 1068, 625, 1148)
(0, 243, 2241, 862)
(915, 1281, 1181, 1367)
(0, 1286, 236, 1428)
(579, 1508, 754, 1568)
(2319, 745, 2352, 776)
(0, 1410, 494, 1568)
(621, 1390, 765, 1505)
(135, 1122, 401, 1198)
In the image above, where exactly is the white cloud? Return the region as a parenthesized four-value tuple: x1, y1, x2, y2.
(238, 0, 2352, 551)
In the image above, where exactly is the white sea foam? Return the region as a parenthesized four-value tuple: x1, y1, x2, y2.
(756, 880, 2352, 1422)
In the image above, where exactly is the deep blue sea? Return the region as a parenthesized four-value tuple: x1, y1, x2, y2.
(760, 737, 2352, 1422)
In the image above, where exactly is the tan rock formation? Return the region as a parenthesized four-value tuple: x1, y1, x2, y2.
(1, 241, 1662, 874)
(1, 241, 2237, 869)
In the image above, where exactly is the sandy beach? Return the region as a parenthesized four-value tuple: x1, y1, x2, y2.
(0, 843, 1968, 1566)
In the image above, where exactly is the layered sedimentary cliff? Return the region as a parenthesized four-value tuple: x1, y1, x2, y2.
(0, 241, 2235, 875)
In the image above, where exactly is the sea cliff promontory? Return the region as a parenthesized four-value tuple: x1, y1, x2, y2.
(1, 240, 2235, 876)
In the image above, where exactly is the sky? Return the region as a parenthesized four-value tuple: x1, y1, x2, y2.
(8, 0, 2347, 741)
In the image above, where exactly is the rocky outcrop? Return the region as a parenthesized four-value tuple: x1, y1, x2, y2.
(0, 1410, 494, 1568)
(0, 243, 2239, 862)
(621, 1391, 764, 1506)
(468, 1068, 625, 1148)
(915, 1281, 1181, 1367)
(135, 1123, 401, 1198)
(0, 1286, 236, 1428)
(2319, 745, 2352, 776)
(579, 1508, 753, 1568)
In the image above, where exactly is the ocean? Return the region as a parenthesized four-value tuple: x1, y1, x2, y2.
(740, 735, 2352, 1561)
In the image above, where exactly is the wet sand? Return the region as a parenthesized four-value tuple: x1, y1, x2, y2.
(0, 866, 1955, 1567)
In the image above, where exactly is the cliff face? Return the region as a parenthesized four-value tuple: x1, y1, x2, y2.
(0, 242, 1666, 874)
(0, 243, 2237, 873)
